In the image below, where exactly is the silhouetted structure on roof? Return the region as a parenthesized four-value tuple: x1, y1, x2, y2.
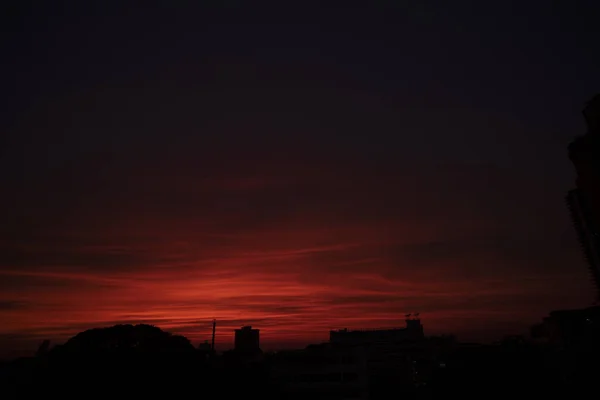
(567, 94, 600, 300)
(234, 326, 260, 353)
(330, 317, 425, 346)
(197, 320, 217, 359)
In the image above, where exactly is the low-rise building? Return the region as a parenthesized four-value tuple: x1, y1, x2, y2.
(270, 343, 368, 400)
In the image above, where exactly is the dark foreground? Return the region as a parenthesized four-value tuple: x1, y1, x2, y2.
(3, 322, 600, 399)
(2, 346, 600, 399)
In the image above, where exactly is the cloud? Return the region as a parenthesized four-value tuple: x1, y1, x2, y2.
(0, 150, 592, 357)
(0, 301, 29, 310)
(0, 245, 153, 271)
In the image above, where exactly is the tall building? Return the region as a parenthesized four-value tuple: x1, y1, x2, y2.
(567, 94, 600, 300)
(234, 326, 260, 353)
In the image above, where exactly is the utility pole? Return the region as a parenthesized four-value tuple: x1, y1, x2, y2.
(211, 319, 216, 352)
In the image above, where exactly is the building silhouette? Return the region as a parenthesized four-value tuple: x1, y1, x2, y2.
(234, 326, 260, 353)
(327, 316, 440, 398)
(270, 343, 369, 400)
(330, 316, 425, 346)
(531, 305, 600, 349)
(567, 94, 600, 300)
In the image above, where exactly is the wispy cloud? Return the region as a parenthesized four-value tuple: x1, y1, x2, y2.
(0, 158, 592, 355)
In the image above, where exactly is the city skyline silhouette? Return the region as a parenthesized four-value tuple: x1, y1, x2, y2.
(1, 2, 600, 363)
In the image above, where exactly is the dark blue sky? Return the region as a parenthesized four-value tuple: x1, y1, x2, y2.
(4, 2, 599, 164)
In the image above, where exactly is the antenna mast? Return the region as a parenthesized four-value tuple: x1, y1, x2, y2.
(211, 319, 216, 352)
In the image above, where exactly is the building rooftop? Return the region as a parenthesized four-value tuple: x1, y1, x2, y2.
(236, 326, 257, 331)
(331, 326, 407, 333)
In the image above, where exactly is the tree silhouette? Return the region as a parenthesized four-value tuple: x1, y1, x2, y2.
(58, 324, 194, 354)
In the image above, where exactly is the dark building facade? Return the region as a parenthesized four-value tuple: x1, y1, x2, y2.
(328, 318, 449, 398)
(567, 94, 600, 300)
(330, 318, 425, 346)
(269, 343, 369, 400)
(234, 326, 260, 353)
(531, 306, 600, 349)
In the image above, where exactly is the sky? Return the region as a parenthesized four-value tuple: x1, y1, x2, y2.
(1, 2, 599, 357)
